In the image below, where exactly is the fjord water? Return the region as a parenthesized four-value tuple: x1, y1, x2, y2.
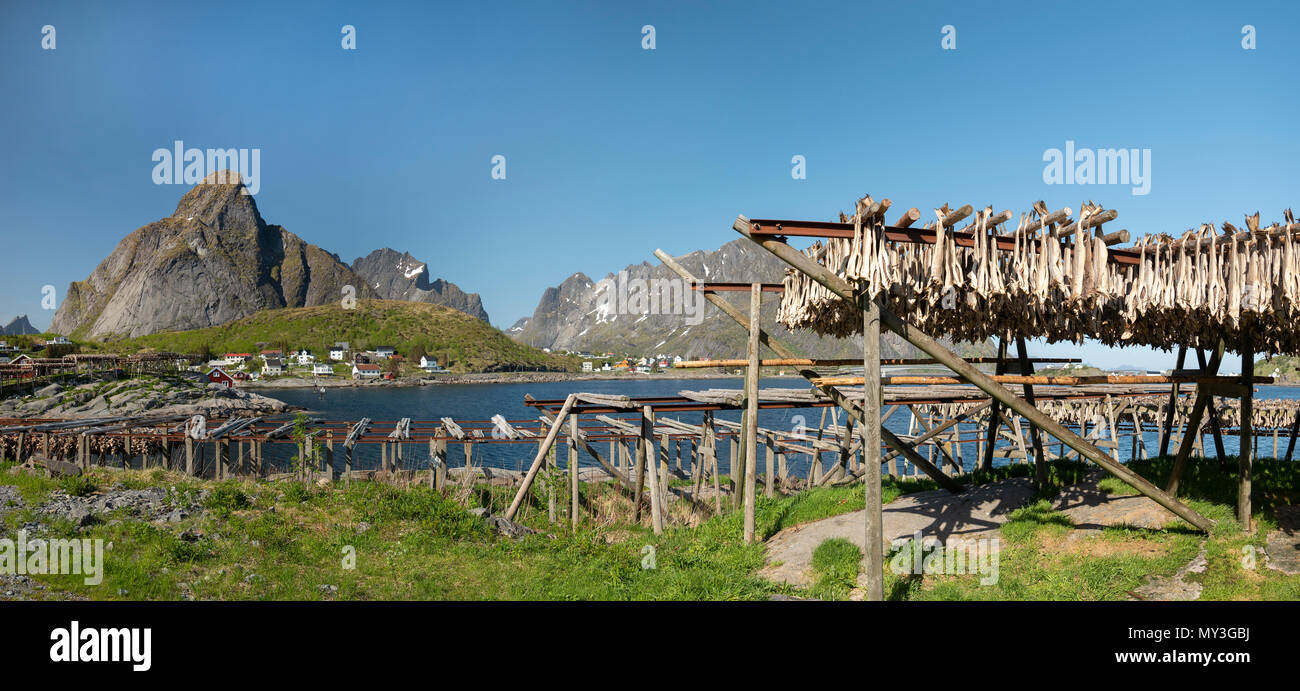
(262, 380, 1300, 477)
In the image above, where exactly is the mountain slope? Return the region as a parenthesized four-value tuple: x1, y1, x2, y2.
(509, 238, 991, 360)
(351, 248, 490, 322)
(50, 171, 373, 340)
(2, 315, 39, 336)
(112, 300, 574, 373)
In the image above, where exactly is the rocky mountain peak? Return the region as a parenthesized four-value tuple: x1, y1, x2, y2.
(171, 169, 263, 232)
(351, 248, 490, 323)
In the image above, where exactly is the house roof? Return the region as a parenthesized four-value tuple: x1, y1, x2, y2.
(355, 363, 381, 371)
(264, 358, 283, 367)
(206, 367, 233, 378)
(224, 353, 251, 357)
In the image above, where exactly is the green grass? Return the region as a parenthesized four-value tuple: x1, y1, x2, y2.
(2, 454, 1296, 601)
(104, 299, 577, 374)
(809, 538, 862, 600)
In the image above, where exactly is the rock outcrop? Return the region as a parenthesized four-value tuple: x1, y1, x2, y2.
(351, 248, 490, 322)
(50, 171, 373, 339)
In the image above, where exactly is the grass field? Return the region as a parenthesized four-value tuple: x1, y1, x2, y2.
(1, 455, 1296, 601)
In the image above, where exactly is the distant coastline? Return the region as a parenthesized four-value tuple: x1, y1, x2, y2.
(239, 369, 801, 389)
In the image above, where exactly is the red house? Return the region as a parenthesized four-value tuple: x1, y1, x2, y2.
(206, 367, 236, 388)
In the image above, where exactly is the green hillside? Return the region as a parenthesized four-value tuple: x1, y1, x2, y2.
(1255, 355, 1300, 384)
(109, 300, 577, 373)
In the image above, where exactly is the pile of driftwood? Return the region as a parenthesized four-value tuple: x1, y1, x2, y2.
(776, 196, 1300, 354)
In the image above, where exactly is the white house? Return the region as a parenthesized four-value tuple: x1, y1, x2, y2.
(374, 346, 395, 359)
(262, 358, 284, 376)
(329, 343, 348, 361)
(312, 363, 333, 376)
(352, 363, 381, 379)
(582, 361, 593, 372)
(50, 336, 71, 345)
(294, 349, 315, 365)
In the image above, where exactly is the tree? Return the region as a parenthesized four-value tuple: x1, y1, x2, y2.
(409, 344, 426, 366)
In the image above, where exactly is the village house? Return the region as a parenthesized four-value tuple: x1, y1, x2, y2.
(260, 349, 283, 361)
(329, 343, 349, 361)
(294, 349, 315, 365)
(352, 363, 381, 379)
(206, 367, 236, 388)
(262, 357, 284, 376)
(50, 336, 71, 345)
(374, 346, 396, 359)
(582, 361, 593, 372)
(418, 355, 443, 372)
(223, 353, 251, 364)
(312, 363, 333, 376)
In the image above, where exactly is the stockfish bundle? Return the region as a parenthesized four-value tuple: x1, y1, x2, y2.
(776, 198, 1300, 355)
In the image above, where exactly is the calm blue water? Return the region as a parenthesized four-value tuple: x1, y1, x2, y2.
(260, 381, 1300, 477)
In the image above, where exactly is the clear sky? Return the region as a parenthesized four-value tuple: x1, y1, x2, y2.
(1, 0, 1296, 369)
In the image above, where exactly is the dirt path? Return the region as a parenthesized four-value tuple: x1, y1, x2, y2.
(760, 477, 1036, 587)
(761, 470, 1182, 588)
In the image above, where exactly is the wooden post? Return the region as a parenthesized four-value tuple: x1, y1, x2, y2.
(1015, 336, 1049, 487)
(1159, 345, 1188, 456)
(643, 406, 664, 535)
(742, 283, 761, 543)
(1239, 336, 1254, 530)
(659, 431, 671, 516)
(981, 338, 1008, 471)
(1167, 345, 1223, 494)
(1284, 408, 1300, 463)
(764, 433, 776, 498)
(185, 437, 194, 477)
(862, 292, 884, 602)
(344, 443, 353, 486)
(568, 414, 580, 530)
(633, 420, 647, 522)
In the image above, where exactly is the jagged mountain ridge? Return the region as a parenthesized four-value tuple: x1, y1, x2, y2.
(351, 248, 490, 323)
(508, 238, 991, 360)
(2, 315, 39, 336)
(50, 172, 487, 338)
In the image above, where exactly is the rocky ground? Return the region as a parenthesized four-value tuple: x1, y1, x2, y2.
(0, 469, 212, 600)
(0, 374, 294, 419)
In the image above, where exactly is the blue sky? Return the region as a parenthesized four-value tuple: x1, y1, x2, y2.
(0, 0, 1296, 370)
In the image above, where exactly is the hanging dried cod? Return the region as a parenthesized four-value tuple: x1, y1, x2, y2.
(775, 197, 1300, 355)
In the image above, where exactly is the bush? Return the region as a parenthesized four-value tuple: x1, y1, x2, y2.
(204, 482, 251, 515)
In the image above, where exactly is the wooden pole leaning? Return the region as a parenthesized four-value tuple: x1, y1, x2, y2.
(505, 394, 576, 521)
